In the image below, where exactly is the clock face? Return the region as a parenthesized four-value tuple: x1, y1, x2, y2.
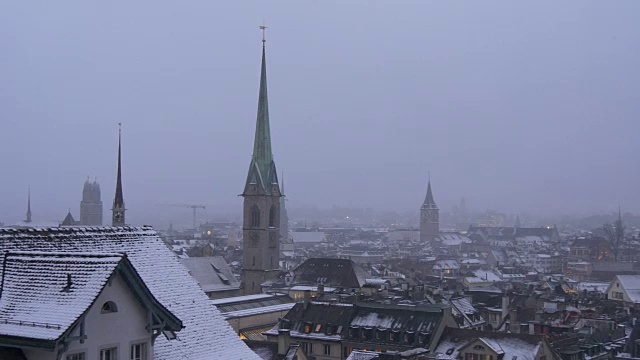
(421, 212, 429, 221)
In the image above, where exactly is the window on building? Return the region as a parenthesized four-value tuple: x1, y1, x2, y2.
(100, 347, 118, 360)
(304, 324, 312, 333)
(130, 343, 147, 360)
(101, 301, 118, 314)
(613, 292, 624, 299)
(539, 356, 547, 360)
(315, 324, 322, 332)
(465, 354, 493, 360)
(250, 206, 260, 227)
(269, 205, 276, 227)
(252, 256, 256, 266)
(66, 353, 85, 360)
(324, 344, 331, 356)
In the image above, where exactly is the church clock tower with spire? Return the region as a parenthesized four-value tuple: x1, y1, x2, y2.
(242, 33, 281, 295)
(420, 179, 439, 243)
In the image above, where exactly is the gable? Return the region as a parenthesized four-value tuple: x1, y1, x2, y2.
(0, 227, 260, 360)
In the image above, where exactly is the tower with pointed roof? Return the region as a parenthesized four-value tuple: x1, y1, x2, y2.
(241, 34, 281, 295)
(112, 124, 126, 226)
(25, 187, 32, 224)
(80, 177, 103, 225)
(420, 179, 439, 243)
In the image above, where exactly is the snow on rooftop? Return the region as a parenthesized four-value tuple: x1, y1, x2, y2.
(0, 252, 122, 341)
(0, 226, 260, 360)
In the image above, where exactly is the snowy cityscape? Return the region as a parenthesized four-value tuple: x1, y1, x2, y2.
(2, 2, 640, 360)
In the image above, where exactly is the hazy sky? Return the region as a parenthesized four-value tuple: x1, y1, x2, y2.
(1, 1, 639, 227)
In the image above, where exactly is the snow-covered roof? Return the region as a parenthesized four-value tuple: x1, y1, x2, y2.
(433, 260, 460, 270)
(0, 226, 260, 360)
(179, 256, 240, 293)
(0, 252, 125, 341)
(435, 328, 544, 360)
(610, 275, 640, 303)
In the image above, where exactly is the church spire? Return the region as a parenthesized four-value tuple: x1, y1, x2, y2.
(422, 177, 437, 209)
(252, 38, 273, 175)
(112, 123, 126, 226)
(243, 31, 278, 194)
(25, 186, 32, 223)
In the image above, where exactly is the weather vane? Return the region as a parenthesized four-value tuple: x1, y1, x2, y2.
(259, 23, 268, 43)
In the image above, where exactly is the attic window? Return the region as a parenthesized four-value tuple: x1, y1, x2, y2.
(446, 348, 455, 355)
(304, 323, 312, 334)
(315, 324, 322, 332)
(101, 301, 118, 314)
(211, 264, 221, 273)
(473, 345, 486, 351)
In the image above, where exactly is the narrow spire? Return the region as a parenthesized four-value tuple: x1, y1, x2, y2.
(422, 178, 437, 209)
(25, 186, 32, 223)
(252, 37, 273, 171)
(515, 214, 521, 229)
(112, 123, 126, 226)
(243, 30, 279, 195)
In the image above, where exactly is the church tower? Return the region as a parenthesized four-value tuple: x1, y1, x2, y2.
(112, 124, 126, 226)
(241, 33, 281, 295)
(420, 178, 439, 243)
(80, 178, 103, 225)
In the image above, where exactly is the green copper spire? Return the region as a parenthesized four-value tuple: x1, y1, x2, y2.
(243, 36, 279, 195)
(252, 42, 273, 177)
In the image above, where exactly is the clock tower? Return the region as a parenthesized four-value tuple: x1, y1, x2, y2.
(420, 179, 439, 244)
(241, 35, 281, 295)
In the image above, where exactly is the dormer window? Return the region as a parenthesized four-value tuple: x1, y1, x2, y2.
(101, 301, 118, 314)
(304, 323, 312, 334)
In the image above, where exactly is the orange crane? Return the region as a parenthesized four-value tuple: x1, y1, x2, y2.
(156, 204, 206, 229)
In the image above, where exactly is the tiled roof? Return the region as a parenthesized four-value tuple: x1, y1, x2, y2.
(179, 256, 240, 293)
(0, 252, 122, 341)
(284, 258, 370, 288)
(0, 226, 260, 360)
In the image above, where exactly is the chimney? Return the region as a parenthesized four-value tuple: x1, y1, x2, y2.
(277, 329, 291, 355)
(317, 283, 325, 297)
(510, 308, 518, 331)
(303, 290, 311, 308)
(62, 274, 72, 292)
(501, 295, 510, 318)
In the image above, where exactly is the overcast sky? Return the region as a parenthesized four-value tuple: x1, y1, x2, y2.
(1, 1, 639, 227)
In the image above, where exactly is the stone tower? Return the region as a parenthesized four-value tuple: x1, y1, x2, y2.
(80, 178, 103, 225)
(420, 179, 439, 243)
(241, 37, 281, 295)
(112, 124, 126, 226)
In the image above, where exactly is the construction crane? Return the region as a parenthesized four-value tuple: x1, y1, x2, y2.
(156, 204, 206, 229)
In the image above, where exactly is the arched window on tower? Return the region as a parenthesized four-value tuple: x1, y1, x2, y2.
(269, 205, 276, 227)
(252, 256, 256, 266)
(250, 205, 260, 227)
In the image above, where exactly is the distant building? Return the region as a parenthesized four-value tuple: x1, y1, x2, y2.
(434, 327, 558, 360)
(179, 256, 242, 299)
(606, 275, 640, 310)
(264, 301, 457, 359)
(420, 179, 439, 244)
(268, 258, 371, 298)
(80, 178, 103, 225)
